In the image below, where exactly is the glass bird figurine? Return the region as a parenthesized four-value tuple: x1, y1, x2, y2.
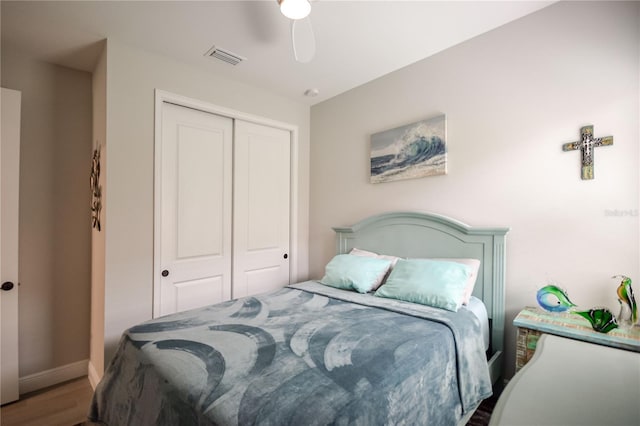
(536, 285, 576, 313)
(574, 308, 618, 333)
(614, 275, 637, 328)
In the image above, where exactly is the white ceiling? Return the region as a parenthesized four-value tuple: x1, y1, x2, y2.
(1, 1, 554, 105)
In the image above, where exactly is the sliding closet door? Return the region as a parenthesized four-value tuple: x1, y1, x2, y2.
(157, 102, 232, 316)
(233, 120, 291, 298)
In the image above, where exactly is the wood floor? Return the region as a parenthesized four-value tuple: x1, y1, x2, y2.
(0, 377, 93, 426)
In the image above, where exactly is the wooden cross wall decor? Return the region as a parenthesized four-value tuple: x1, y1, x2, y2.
(562, 125, 613, 180)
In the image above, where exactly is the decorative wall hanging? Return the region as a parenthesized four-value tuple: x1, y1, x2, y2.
(370, 114, 446, 184)
(614, 275, 637, 328)
(536, 284, 576, 313)
(90, 145, 102, 231)
(562, 125, 613, 180)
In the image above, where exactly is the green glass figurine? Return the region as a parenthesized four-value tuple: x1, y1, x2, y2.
(574, 308, 618, 334)
(614, 275, 637, 328)
(536, 285, 576, 313)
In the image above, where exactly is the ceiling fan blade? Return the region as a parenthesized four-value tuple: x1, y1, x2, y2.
(291, 17, 315, 63)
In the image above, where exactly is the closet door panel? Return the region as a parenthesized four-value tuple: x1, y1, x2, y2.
(233, 120, 291, 298)
(158, 103, 232, 316)
(176, 125, 225, 258)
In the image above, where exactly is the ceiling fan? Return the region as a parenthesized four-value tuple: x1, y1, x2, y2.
(277, 0, 316, 63)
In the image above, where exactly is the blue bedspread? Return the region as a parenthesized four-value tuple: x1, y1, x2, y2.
(89, 281, 492, 425)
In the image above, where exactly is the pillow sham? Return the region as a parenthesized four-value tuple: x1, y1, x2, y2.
(320, 254, 393, 293)
(436, 258, 481, 305)
(350, 248, 401, 266)
(374, 259, 471, 312)
(349, 248, 401, 290)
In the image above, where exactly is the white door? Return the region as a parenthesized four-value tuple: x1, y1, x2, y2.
(1, 88, 21, 405)
(233, 120, 291, 298)
(157, 102, 233, 316)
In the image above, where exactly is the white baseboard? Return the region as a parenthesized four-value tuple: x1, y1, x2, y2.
(87, 361, 101, 390)
(19, 359, 88, 395)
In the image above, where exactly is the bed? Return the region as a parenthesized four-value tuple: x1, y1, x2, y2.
(89, 211, 509, 425)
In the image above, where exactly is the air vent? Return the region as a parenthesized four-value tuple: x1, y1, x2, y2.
(204, 45, 246, 66)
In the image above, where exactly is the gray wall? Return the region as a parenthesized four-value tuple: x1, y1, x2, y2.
(310, 1, 639, 379)
(1, 49, 92, 376)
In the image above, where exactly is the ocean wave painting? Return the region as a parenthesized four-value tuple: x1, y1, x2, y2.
(370, 114, 446, 183)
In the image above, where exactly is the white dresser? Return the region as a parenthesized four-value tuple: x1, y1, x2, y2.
(490, 333, 640, 426)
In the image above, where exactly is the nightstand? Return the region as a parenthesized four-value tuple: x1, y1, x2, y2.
(514, 306, 640, 371)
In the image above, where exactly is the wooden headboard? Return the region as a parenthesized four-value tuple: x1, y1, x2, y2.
(333, 211, 510, 384)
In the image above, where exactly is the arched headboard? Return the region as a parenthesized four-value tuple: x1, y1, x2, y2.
(333, 211, 510, 384)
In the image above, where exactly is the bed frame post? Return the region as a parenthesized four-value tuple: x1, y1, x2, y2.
(488, 234, 507, 385)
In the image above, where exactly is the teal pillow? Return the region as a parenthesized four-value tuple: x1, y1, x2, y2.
(374, 259, 470, 311)
(320, 254, 393, 293)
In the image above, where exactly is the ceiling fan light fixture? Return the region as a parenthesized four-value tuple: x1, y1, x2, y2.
(278, 0, 311, 20)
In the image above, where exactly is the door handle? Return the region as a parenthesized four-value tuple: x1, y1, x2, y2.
(283, 254, 288, 259)
(161, 270, 170, 277)
(1, 282, 14, 291)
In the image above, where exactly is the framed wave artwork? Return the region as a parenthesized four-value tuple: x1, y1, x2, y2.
(370, 114, 447, 184)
